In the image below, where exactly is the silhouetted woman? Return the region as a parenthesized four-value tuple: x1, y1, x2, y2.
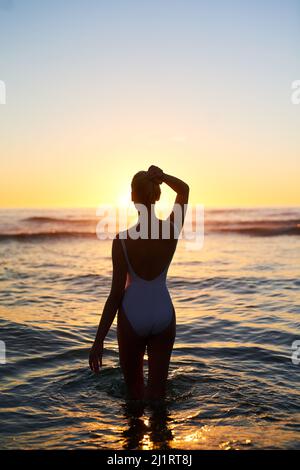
(89, 165, 189, 401)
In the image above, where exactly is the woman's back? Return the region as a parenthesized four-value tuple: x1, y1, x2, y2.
(120, 223, 176, 337)
(121, 219, 178, 281)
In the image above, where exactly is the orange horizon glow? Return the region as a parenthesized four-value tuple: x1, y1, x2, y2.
(1, 2, 300, 210)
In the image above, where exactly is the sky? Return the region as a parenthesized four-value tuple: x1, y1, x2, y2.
(0, 0, 300, 208)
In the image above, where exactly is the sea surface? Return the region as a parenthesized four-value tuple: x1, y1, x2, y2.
(0, 207, 300, 450)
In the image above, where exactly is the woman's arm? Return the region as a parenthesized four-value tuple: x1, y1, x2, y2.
(162, 173, 189, 204)
(89, 237, 127, 373)
(163, 173, 189, 233)
(147, 165, 190, 232)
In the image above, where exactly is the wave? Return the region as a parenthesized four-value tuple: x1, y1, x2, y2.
(1, 226, 299, 240)
(0, 231, 97, 240)
(203, 217, 300, 236)
(0, 210, 299, 240)
(23, 216, 98, 224)
(206, 223, 300, 236)
(207, 218, 300, 226)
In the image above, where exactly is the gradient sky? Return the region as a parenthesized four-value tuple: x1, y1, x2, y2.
(0, 0, 300, 208)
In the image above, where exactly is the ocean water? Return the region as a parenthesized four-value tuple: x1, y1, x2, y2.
(0, 207, 300, 450)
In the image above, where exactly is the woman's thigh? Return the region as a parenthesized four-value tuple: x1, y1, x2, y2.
(146, 307, 176, 388)
(117, 306, 147, 382)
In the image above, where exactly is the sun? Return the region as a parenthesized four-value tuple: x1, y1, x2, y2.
(116, 190, 132, 208)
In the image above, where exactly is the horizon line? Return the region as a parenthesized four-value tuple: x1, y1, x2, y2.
(0, 204, 300, 211)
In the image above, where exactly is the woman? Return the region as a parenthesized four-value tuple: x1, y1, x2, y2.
(89, 165, 189, 401)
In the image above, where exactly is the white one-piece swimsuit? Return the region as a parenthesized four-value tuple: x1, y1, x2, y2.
(120, 237, 174, 337)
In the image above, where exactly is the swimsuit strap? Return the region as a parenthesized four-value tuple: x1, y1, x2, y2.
(120, 238, 135, 274)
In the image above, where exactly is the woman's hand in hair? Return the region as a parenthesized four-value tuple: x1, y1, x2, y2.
(147, 165, 164, 184)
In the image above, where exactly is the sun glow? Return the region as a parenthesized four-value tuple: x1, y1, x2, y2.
(117, 194, 131, 208)
(116, 190, 132, 208)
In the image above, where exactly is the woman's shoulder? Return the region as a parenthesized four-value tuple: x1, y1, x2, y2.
(115, 220, 179, 241)
(115, 227, 133, 240)
(114, 230, 126, 240)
